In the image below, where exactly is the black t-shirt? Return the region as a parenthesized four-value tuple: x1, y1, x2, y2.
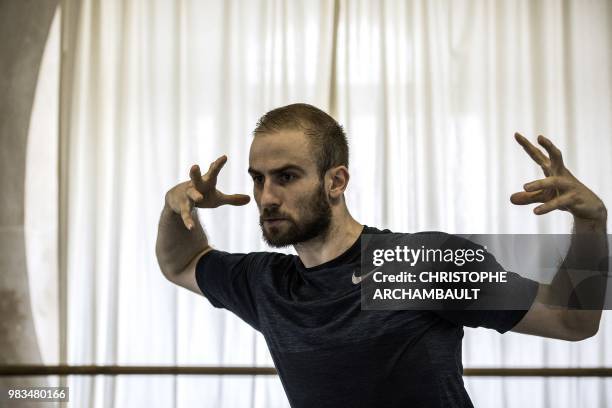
(195, 226, 539, 408)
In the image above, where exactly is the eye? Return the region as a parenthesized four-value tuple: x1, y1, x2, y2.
(279, 172, 296, 184)
(251, 175, 264, 185)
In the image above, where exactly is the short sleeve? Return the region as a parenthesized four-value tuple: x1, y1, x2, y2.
(429, 234, 540, 334)
(195, 249, 273, 331)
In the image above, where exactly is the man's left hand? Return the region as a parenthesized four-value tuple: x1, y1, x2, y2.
(510, 133, 607, 224)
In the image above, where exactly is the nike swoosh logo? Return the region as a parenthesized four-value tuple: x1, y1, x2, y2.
(351, 267, 380, 285)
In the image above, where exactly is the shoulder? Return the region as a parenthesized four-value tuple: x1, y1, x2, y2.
(412, 231, 487, 251)
(364, 227, 460, 245)
(363, 229, 490, 258)
(364, 226, 453, 241)
(195, 249, 296, 298)
(199, 249, 294, 271)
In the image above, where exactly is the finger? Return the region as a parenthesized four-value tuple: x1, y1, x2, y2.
(179, 200, 195, 230)
(219, 193, 251, 206)
(205, 155, 228, 185)
(190, 165, 207, 192)
(524, 176, 573, 192)
(510, 190, 548, 205)
(186, 187, 204, 203)
(537, 135, 564, 170)
(514, 132, 549, 167)
(534, 193, 576, 215)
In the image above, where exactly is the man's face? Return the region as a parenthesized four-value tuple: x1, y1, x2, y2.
(248, 130, 332, 247)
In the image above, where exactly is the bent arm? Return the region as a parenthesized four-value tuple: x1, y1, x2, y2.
(155, 201, 211, 294)
(512, 213, 608, 341)
(510, 134, 608, 341)
(155, 156, 250, 294)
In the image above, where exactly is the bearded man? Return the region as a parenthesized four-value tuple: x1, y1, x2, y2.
(155, 103, 608, 407)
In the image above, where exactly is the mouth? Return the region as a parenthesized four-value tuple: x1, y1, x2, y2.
(262, 218, 287, 227)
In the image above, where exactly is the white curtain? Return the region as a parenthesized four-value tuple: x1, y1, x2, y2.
(26, 0, 612, 406)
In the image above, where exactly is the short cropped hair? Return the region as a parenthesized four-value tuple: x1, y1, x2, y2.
(253, 103, 349, 176)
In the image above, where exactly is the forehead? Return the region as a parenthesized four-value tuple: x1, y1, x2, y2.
(249, 129, 316, 172)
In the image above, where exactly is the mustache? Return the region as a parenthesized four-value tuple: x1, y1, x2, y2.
(260, 208, 292, 222)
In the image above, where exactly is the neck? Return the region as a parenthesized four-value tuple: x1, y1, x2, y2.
(294, 211, 363, 268)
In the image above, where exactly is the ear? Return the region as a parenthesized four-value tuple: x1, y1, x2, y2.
(325, 165, 350, 200)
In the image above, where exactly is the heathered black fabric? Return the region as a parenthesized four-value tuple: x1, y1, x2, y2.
(195, 226, 539, 407)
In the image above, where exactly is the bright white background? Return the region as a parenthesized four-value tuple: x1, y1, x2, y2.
(25, 0, 612, 407)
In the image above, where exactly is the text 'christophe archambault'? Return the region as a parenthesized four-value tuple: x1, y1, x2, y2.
(369, 246, 508, 301)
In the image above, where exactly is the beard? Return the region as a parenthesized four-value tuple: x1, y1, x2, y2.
(259, 182, 332, 248)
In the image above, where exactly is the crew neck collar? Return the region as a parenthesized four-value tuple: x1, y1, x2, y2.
(296, 225, 369, 272)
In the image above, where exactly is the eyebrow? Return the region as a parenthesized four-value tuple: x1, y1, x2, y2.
(248, 164, 306, 176)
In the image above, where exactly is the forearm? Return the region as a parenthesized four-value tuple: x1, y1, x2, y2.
(155, 201, 210, 278)
(550, 215, 608, 337)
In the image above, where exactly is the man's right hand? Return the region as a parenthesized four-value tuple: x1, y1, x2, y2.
(165, 155, 251, 230)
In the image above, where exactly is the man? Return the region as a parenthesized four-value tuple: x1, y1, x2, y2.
(155, 103, 608, 407)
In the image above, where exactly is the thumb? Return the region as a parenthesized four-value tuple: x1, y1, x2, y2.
(219, 193, 251, 206)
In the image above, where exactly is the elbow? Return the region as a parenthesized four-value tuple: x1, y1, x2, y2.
(155, 246, 177, 282)
(568, 326, 599, 342)
(156, 258, 180, 284)
(157, 264, 175, 283)
(563, 316, 601, 342)
(161, 271, 178, 285)
(158, 262, 183, 285)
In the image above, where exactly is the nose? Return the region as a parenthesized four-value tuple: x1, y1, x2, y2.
(259, 180, 281, 209)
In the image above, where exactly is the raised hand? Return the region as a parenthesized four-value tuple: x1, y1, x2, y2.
(165, 155, 250, 230)
(510, 133, 606, 223)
